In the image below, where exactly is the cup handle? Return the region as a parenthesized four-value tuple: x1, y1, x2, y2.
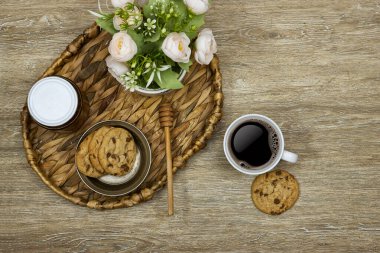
(281, 150, 298, 163)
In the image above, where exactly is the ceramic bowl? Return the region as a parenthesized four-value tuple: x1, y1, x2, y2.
(112, 69, 187, 97)
(134, 69, 187, 96)
(75, 120, 152, 196)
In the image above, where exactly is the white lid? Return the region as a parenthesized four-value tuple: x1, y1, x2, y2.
(27, 77, 78, 127)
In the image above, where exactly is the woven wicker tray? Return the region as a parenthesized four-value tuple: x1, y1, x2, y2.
(21, 23, 223, 209)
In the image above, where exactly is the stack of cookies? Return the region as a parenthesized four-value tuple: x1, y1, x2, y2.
(76, 126, 137, 178)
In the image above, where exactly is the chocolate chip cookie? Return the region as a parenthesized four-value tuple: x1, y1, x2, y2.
(98, 127, 137, 176)
(76, 131, 103, 178)
(251, 170, 299, 215)
(88, 126, 112, 174)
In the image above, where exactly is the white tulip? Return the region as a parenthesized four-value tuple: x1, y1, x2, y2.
(194, 28, 217, 65)
(183, 0, 209, 15)
(162, 32, 191, 63)
(113, 15, 123, 30)
(105, 56, 130, 82)
(111, 0, 134, 8)
(108, 31, 138, 62)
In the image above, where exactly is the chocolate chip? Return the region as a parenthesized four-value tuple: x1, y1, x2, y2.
(264, 193, 268, 197)
(121, 164, 127, 170)
(108, 164, 112, 168)
(107, 153, 111, 158)
(281, 204, 285, 209)
(285, 176, 289, 181)
(271, 179, 278, 186)
(111, 137, 116, 143)
(260, 192, 263, 196)
(254, 189, 259, 194)
(126, 137, 131, 142)
(111, 154, 117, 159)
(274, 198, 280, 204)
(276, 170, 282, 176)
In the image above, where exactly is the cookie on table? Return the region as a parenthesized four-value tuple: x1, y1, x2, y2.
(251, 170, 299, 215)
(88, 126, 112, 173)
(98, 127, 137, 176)
(76, 131, 103, 178)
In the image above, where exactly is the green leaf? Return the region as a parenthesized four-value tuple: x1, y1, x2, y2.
(178, 60, 192, 71)
(142, 0, 154, 18)
(143, 39, 164, 54)
(173, 0, 188, 24)
(164, 56, 175, 66)
(127, 28, 162, 54)
(143, 0, 169, 18)
(154, 69, 184, 89)
(183, 15, 205, 39)
(96, 15, 117, 35)
(142, 72, 151, 82)
(126, 28, 144, 53)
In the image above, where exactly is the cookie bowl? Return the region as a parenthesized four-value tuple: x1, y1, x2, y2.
(75, 120, 152, 197)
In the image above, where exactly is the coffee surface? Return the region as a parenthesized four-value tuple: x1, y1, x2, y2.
(231, 122, 273, 167)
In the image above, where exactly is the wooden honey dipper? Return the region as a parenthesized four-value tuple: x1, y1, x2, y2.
(159, 103, 174, 215)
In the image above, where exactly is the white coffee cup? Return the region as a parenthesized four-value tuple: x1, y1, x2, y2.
(223, 114, 298, 175)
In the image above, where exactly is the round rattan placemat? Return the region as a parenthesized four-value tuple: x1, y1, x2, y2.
(21, 23, 223, 209)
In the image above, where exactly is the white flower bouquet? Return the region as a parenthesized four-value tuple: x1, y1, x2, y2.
(91, 0, 217, 94)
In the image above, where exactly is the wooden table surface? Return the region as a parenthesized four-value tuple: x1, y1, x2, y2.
(1, 0, 379, 252)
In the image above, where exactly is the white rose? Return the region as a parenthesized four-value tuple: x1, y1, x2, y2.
(183, 0, 209, 15)
(194, 28, 217, 65)
(113, 15, 123, 30)
(105, 56, 130, 82)
(111, 0, 134, 8)
(162, 32, 191, 63)
(108, 31, 138, 62)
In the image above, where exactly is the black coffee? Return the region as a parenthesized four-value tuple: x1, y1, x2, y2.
(231, 122, 276, 167)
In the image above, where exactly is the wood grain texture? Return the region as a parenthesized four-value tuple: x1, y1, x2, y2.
(0, 0, 379, 252)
